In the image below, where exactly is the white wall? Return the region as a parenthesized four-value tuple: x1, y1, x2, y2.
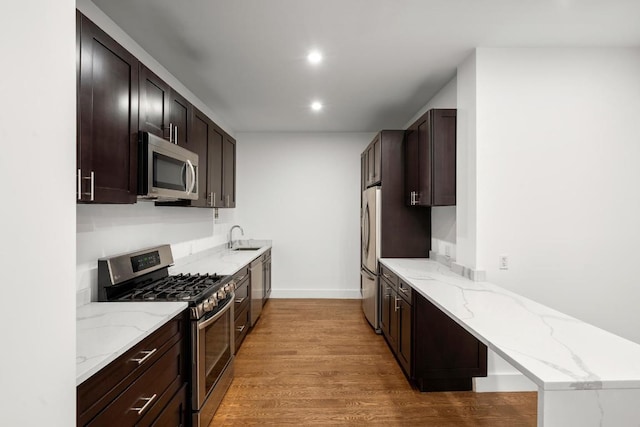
(75, 0, 238, 303)
(456, 54, 479, 271)
(405, 76, 459, 260)
(235, 132, 374, 298)
(76, 205, 236, 303)
(0, 1, 76, 425)
(474, 47, 640, 345)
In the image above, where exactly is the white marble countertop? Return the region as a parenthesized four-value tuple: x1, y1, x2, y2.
(379, 258, 640, 391)
(170, 240, 271, 277)
(76, 302, 187, 386)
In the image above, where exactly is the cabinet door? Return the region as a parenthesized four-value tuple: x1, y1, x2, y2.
(397, 297, 412, 375)
(404, 127, 419, 206)
(222, 134, 236, 208)
(413, 292, 487, 391)
(379, 279, 392, 338)
(139, 63, 170, 140)
(372, 135, 382, 184)
(190, 108, 211, 207)
(78, 13, 138, 204)
(387, 292, 399, 351)
(431, 109, 457, 206)
(417, 117, 432, 206)
(361, 153, 368, 192)
(208, 126, 224, 207)
(170, 90, 191, 148)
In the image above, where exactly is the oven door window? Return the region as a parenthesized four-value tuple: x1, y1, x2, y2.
(153, 152, 187, 191)
(204, 309, 231, 392)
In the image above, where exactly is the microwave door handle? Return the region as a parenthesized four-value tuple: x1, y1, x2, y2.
(187, 159, 196, 194)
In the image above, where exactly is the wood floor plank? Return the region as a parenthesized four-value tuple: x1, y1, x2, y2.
(212, 299, 536, 426)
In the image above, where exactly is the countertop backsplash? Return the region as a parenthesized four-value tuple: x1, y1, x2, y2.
(76, 202, 239, 306)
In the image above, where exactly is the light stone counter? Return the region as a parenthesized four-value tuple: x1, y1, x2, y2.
(170, 240, 272, 277)
(76, 302, 187, 386)
(380, 258, 640, 427)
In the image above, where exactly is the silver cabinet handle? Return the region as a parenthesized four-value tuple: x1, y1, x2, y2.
(81, 171, 95, 201)
(90, 171, 94, 201)
(77, 169, 82, 200)
(399, 286, 408, 294)
(410, 191, 415, 205)
(213, 192, 216, 207)
(382, 273, 391, 279)
(235, 297, 246, 304)
(170, 123, 174, 143)
(130, 348, 157, 365)
(175, 126, 178, 144)
(130, 394, 157, 415)
(236, 325, 246, 333)
(208, 192, 213, 207)
(395, 296, 401, 312)
(186, 160, 196, 194)
(226, 194, 230, 207)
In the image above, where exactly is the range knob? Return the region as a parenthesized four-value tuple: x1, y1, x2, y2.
(203, 300, 211, 312)
(217, 290, 226, 300)
(224, 283, 232, 293)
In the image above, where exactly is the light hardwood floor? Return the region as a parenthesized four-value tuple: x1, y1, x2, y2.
(212, 299, 536, 426)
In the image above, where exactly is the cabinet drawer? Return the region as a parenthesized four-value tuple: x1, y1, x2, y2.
(234, 279, 250, 316)
(232, 266, 249, 283)
(87, 340, 183, 427)
(235, 303, 250, 353)
(398, 281, 412, 304)
(380, 265, 398, 288)
(149, 383, 188, 427)
(78, 315, 183, 425)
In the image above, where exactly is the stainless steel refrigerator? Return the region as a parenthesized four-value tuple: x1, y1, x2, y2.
(361, 186, 381, 332)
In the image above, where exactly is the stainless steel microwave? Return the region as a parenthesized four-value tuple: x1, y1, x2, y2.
(138, 131, 199, 201)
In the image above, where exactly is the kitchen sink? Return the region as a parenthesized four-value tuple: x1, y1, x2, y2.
(233, 247, 261, 251)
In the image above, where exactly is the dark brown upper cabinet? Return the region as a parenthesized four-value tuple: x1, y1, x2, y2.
(363, 134, 382, 188)
(222, 133, 236, 208)
(188, 111, 235, 209)
(77, 12, 139, 204)
(208, 125, 224, 208)
(139, 63, 191, 146)
(189, 107, 211, 207)
(405, 109, 456, 207)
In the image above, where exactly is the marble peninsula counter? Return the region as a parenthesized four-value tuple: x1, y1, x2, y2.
(76, 302, 187, 386)
(380, 258, 640, 427)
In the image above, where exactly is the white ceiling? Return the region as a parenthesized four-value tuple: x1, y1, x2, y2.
(92, 0, 640, 132)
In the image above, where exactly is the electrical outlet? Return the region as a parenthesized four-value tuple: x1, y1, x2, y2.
(444, 245, 451, 257)
(499, 255, 509, 270)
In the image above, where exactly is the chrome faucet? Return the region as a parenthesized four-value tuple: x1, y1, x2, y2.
(228, 225, 244, 249)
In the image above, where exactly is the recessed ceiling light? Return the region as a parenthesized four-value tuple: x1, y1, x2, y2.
(307, 50, 323, 65)
(310, 101, 323, 112)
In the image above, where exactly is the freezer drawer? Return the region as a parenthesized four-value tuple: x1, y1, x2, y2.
(361, 268, 380, 333)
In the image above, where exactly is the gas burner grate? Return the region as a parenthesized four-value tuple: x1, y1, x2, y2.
(116, 273, 227, 303)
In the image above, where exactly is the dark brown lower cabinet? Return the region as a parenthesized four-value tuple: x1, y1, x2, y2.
(379, 265, 487, 392)
(412, 292, 487, 392)
(233, 267, 251, 352)
(380, 276, 411, 375)
(77, 312, 189, 427)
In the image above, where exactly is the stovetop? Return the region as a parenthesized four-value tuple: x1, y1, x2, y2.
(116, 273, 227, 303)
(97, 245, 239, 319)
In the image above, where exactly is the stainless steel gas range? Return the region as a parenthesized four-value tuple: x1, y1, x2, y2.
(98, 245, 235, 427)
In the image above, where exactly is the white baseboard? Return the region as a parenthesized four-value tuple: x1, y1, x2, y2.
(270, 289, 362, 299)
(474, 373, 538, 392)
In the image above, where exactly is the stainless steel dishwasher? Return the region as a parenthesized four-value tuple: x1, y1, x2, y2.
(250, 255, 264, 326)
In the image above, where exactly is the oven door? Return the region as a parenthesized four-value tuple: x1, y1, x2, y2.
(192, 295, 234, 427)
